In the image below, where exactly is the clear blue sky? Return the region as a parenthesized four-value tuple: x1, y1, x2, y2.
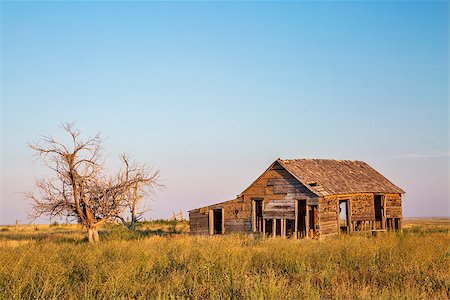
(0, 1, 448, 224)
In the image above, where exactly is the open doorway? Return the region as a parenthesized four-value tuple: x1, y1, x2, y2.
(253, 199, 263, 232)
(209, 209, 223, 235)
(374, 195, 384, 230)
(265, 219, 273, 237)
(309, 205, 318, 238)
(275, 219, 281, 236)
(296, 200, 307, 238)
(339, 200, 349, 233)
(286, 219, 295, 237)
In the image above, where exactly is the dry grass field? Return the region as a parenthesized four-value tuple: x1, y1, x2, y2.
(0, 218, 448, 299)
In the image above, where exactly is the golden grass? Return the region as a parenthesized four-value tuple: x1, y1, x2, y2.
(0, 219, 448, 299)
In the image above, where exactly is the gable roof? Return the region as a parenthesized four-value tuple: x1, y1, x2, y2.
(277, 159, 405, 196)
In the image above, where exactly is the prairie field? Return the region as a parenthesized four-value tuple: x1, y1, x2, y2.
(0, 219, 448, 299)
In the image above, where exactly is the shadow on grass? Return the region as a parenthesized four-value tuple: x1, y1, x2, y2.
(101, 227, 187, 241)
(0, 226, 189, 244)
(0, 231, 86, 244)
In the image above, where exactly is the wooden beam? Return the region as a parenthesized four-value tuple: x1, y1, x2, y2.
(336, 200, 340, 235)
(263, 218, 266, 238)
(221, 208, 225, 234)
(294, 200, 298, 239)
(252, 200, 256, 232)
(209, 209, 214, 235)
(306, 206, 310, 239)
(348, 200, 352, 232)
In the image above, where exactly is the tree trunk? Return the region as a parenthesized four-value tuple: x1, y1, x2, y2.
(88, 227, 100, 243)
(128, 222, 136, 231)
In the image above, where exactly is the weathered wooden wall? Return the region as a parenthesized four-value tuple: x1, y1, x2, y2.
(319, 196, 339, 237)
(263, 199, 295, 219)
(222, 199, 252, 233)
(188, 198, 252, 234)
(385, 193, 402, 219)
(318, 193, 403, 237)
(188, 209, 209, 235)
(243, 162, 318, 220)
(350, 193, 375, 221)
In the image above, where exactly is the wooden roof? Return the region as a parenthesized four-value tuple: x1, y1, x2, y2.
(277, 159, 405, 196)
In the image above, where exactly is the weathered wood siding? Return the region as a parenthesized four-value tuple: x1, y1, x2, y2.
(263, 199, 295, 219)
(189, 198, 252, 234)
(319, 196, 339, 237)
(189, 162, 319, 235)
(350, 193, 375, 221)
(189, 209, 209, 235)
(222, 199, 252, 233)
(320, 193, 378, 237)
(243, 162, 318, 221)
(385, 194, 402, 218)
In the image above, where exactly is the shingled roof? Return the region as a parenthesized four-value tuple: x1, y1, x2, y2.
(277, 159, 405, 196)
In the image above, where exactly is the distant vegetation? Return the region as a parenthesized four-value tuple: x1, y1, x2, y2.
(0, 219, 448, 299)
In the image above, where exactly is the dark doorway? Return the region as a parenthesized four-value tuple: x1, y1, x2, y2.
(309, 205, 318, 238)
(286, 219, 295, 237)
(265, 219, 273, 237)
(213, 209, 223, 234)
(254, 199, 263, 232)
(297, 200, 307, 238)
(374, 195, 384, 229)
(275, 219, 281, 236)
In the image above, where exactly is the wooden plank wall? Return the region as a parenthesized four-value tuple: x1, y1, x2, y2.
(263, 199, 295, 219)
(350, 193, 375, 221)
(319, 193, 403, 237)
(189, 209, 209, 235)
(385, 194, 402, 219)
(189, 198, 253, 234)
(318, 196, 339, 237)
(222, 200, 252, 233)
(243, 162, 318, 218)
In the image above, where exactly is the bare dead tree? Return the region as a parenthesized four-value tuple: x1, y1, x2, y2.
(115, 154, 161, 231)
(27, 123, 159, 242)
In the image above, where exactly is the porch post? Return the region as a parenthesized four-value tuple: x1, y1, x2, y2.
(221, 208, 225, 234)
(209, 209, 214, 235)
(262, 218, 266, 238)
(252, 200, 256, 232)
(294, 200, 298, 239)
(305, 205, 310, 239)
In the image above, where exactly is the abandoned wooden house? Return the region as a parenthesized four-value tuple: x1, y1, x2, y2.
(189, 159, 404, 238)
